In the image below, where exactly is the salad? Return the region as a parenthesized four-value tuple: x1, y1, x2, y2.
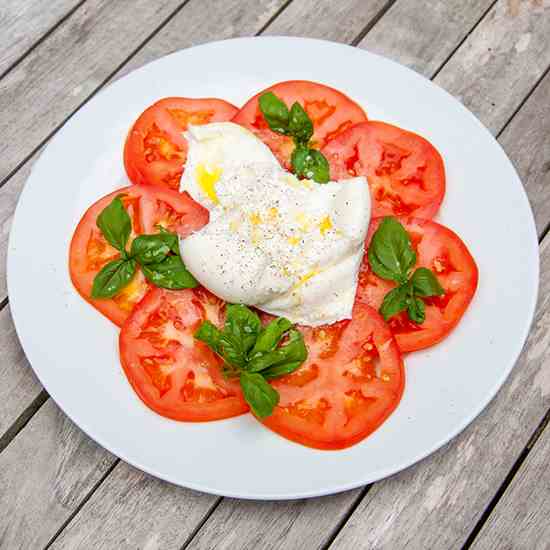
(69, 80, 478, 450)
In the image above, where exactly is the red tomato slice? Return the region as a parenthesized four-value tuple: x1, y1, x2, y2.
(322, 121, 446, 218)
(262, 303, 404, 450)
(69, 185, 208, 327)
(119, 287, 249, 421)
(124, 97, 238, 190)
(356, 217, 478, 352)
(232, 80, 367, 169)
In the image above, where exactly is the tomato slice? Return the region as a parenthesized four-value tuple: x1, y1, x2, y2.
(69, 185, 208, 326)
(262, 303, 404, 450)
(124, 97, 238, 190)
(356, 217, 478, 352)
(119, 287, 249, 421)
(232, 80, 367, 169)
(322, 121, 446, 218)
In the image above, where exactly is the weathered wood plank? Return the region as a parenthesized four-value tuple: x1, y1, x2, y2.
(434, 0, 550, 134)
(186, 492, 362, 550)
(471, 421, 550, 550)
(264, 0, 389, 43)
(357, 0, 494, 77)
(48, 462, 217, 550)
(498, 71, 550, 235)
(0, 399, 116, 550)
(0, 0, 184, 185)
(0, 305, 42, 442)
(329, 193, 550, 545)
(0, 0, 83, 77)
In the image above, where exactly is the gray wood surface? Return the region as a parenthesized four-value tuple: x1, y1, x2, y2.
(0, 0, 83, 77)
(471, 422, 550, 550)
(1, 0, 549, 548)
(0, 399, 115, 550)
(358, 0, 494, 77)
(0, 306, 42, 444)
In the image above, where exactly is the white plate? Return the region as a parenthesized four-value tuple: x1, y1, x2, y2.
(8, 37, 538, 499)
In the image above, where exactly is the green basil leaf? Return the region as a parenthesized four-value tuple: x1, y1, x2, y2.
(240, 372, 279, 418)
(248, 329, 307, 373)
(368, 217, 416, 283)
(130, 234, 172, 265)
(259, 92, 290, 135)
(96, 195, 132, 253)
(379, 285, 410, 321)
(288, 102, 313, 144)
(250, 317, 293, 356)
(410, 267, 444, 297)
(262, 361, 302, 380)
(195, 321, 246, 368)
(218, 333, 247, 368)
(91, 258, 136, 299)
(142, 256, 198, 289)
(156, 226, 180, 254)
(291, 146, 330, 184)
(194, 320, 223, 355)
(224, 304, 262, 353)
(407, 296, 426, 324)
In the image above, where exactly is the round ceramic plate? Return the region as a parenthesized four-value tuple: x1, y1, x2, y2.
(8, 37, 538, 499)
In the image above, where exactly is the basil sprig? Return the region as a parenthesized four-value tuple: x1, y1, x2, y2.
(91, 196, 197, 299)
(259, 92, 330, 184)
(368, 217, 444, 324)
(195, 305, 307, 418)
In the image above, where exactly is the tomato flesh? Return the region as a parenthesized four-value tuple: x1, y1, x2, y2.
(356, 217, 478, 352)
(69, 185, 208, 326)
(124, 97, 238, 190)
(232, 80, 367, 169)
(263, 303, 404, 450)
(322, 121, 446, 218)
(119, 287, 249, 421)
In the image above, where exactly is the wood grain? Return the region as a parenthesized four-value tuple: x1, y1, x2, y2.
(358, 0, 495, 77)
(0, 0, 184, 185)
(0, 0, 83, 77)
(498, 71, 550, 235)
(49, 462, 218, 550)
(0, 305, 42, 441)
(471, 421, 550, 550)
(434, 0, 550, 134)
(0, 399, 116, 550)
(264, 0, 389, 43)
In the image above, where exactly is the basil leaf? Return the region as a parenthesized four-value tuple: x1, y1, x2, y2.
(194, 320, 223, 355)
(142, 256, 197, 289)
(411, 267, 444, 297)
(288, 102, 313, 144)
(157, 226, 180, 254)
(225, 304, 262, 354)
(262, 361, 302, 380)
(96, 195, 132, 253)
(248, 329, 307, 373)
(408, 296, 426, 324)
(91, 258, 136, 299)
(130, 234, 172, 265)
(291, 146, 330, 184)
(379, 285, 410, 321)
(368, 217, 416, 284)
(218, 332, 247, 368)
(250, 317, 292, 356)
(259, 92, 290, 135)
(240, 372, 279, 418)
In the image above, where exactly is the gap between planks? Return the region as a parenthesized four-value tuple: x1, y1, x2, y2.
(0, 0, 89, 82)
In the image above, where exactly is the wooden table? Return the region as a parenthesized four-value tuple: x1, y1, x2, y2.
(1, 1, 549, 548)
